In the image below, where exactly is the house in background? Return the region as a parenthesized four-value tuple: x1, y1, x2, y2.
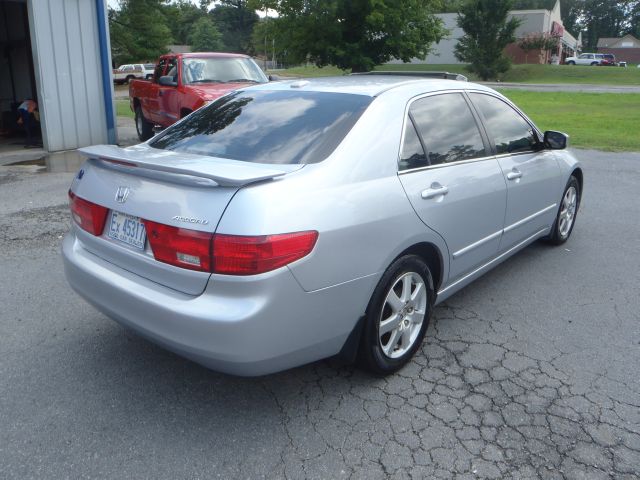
(597, 34, 640, 64)
(387, 0, 580, 66)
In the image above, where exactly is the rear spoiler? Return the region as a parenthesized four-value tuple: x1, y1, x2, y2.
(78, 145, 300, 187)
(352, 71, 469, 82)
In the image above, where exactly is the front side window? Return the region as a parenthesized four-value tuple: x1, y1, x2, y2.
(150, 90, 372, 165)
(409, 93, 486, 166)
(166, 57, 178, 82)
(154, 58, 167, 82)
(182, 57, 268, 85)
(470, 93, 537, 154)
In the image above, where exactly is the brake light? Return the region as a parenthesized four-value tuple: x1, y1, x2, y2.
(143, 220, 214, 272)
(68, 191, 108, 235)
(212, 231, 318, 275)
(140, 219, 317, 275)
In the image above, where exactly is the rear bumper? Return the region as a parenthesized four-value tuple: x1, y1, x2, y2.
(62, 232, 376, 376)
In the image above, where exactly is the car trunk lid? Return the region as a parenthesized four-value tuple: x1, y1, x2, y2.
(70, 144, 301, 295)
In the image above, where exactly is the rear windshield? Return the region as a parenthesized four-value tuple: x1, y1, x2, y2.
(149, 90, 372, 164)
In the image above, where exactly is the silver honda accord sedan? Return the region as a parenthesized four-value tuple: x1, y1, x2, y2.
(62, 75, 582, 376)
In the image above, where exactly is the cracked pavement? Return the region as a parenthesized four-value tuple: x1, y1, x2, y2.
(1, 150, 639, 479)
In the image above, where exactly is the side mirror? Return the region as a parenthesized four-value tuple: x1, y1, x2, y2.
(159, 75, 177, 87)
(544, 130, 569, 150)
(268, 74, 282, 81)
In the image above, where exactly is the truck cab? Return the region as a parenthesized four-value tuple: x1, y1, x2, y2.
(129, 53, 268, 141)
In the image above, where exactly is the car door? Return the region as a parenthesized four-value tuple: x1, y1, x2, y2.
(398, 92, 507, 283)
(143, 58, 167, 124)
(468, 92, 562, 251)
(158, 56, 180, 126)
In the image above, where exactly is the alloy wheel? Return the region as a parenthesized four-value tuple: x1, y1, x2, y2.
(378, 272, 427, 359)
(558, 186, 577, 239)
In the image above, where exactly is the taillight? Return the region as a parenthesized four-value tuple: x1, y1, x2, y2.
(143, 220, 214, 272)
(212, 231, 318, 275)
(68, 191, 108, 235)
(138, 218, 317, 275)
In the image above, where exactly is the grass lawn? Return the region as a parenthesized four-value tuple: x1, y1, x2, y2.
(272, 63, 640, 85)
(116, 98, 133, 118)
(499, 91, 640, 152)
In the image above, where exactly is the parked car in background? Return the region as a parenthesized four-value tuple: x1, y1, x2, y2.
(143, 64, 155, 79)
(113, 64, 147, 84)
(599, 54, 617, 66)
(565, 53, 602, 66)
(129, 52, 268, 141)
(63, 75, 583, 376)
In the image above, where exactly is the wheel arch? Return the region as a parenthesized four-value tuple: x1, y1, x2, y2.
(393, 242, 444, 293)
(571, 167, 584, 194)
(180, 108, 193, 118)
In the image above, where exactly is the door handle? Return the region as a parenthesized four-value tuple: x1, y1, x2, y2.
(506, 169, 523, 181)
(421, 183, 449, 200)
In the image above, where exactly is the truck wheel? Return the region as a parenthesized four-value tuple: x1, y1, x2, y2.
(135, 106, 154, 142)
(126, 75, 135, 84)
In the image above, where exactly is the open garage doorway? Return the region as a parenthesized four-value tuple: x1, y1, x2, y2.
(0, 0, 45, 164)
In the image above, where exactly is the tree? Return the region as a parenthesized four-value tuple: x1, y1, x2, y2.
(454, 0, 521, 80)
(248, 0, 446, 72)
(108, 0, 173, 65)
(251, 17, 291, 68)
(163, 0, 207, 45)
(189, 17, 224, 51)
(210, 0, 260, 53)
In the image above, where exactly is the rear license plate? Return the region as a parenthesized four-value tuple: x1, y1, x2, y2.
(107, 211, 147, 250)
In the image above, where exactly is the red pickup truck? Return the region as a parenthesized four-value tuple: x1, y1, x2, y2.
(129, 52, 269, 141)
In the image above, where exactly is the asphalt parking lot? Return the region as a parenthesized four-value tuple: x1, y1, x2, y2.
(1, 149, 639, 479)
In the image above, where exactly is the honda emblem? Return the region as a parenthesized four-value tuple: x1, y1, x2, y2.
(115, 186, 130, 203)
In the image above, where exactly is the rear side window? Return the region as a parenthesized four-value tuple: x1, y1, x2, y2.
(470, 93, 537, 154)
(150, 90, 372, 164)
(399, 120, 428, 171)
(409, 93, 486, 166)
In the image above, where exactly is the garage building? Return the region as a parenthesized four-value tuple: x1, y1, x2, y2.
(0, 0, 115, 166)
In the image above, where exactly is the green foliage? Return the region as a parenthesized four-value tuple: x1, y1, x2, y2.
(249, 0, 446, 73)
(251, 18, 292, 66)
(189, 17, 224, 51)
(454, 0, 521, 80)
(210, 1, 260, 53)
(163, 1, 206, 45)
(109, 0, 173, 65)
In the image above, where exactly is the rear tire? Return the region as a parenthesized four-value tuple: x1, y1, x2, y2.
(135, 105, 154, 142)
(545, 176, 580, 245)
(358, 255, 434, 375)
(590, 62, 599, 66)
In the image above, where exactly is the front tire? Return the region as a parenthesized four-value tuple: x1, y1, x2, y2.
(359, 255, 434, 375)
(567, 61, 575, 65)
(135, 105, 154, 142)
(546, 176, 580, 245)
